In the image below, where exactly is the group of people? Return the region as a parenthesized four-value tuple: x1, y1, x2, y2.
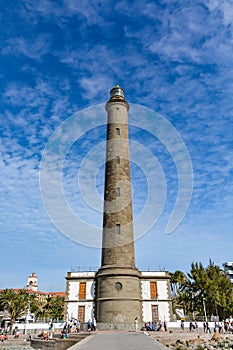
(214, 321, 233, 334)
(38, 330, 50, 340)
(60, 317, 97, 336)
(145, 320, 167, 332)
(60, 320, 73, 339)
(181, 320, 209, 332)
(180, 319, 233, 333)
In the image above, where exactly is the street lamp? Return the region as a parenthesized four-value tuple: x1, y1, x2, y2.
(192, 293, 195, 319)
(24, 302, 31, 335)
(202, 298, 207, 322)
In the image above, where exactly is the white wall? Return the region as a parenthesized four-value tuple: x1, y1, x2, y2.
(66, 275, 95, 322)
(141, 278, 170, 322)
(157, 280, 168, 299)
(141, 280, 150, 299)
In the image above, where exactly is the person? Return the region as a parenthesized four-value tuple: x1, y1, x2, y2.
(49, 321, 54, 338)
(27, 333, 32, 341)
(206, 321, 211, 333)
(76, 320, 81, 332)
(14, 329, 19, 338)
(91, 317, 96, 331)
(87, 319, 91, 331)
(181, 319, 184, 331)
(48, 321, 53, 331)
(164, 320, 167, 331)
(189, 321, 195, 331)
(157, 320, 162, 331)
(195, 321, 198, 330)
(203, 321, 206, 333)
(134, 317, 138, 331)
(42, 330, 49, 340)
(151, 322, 157, 331)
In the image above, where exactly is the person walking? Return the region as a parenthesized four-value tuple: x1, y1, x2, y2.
(206, 321, 211, 333)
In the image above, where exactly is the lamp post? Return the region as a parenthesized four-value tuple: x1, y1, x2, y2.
(203, 298, 207, 322)
(24, 303, 30, 335)
(192, 293, 195, 319)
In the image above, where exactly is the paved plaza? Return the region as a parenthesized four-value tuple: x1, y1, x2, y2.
(70, 331, 168, 350)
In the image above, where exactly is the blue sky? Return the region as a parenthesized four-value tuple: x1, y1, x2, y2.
(1, 0, 233, 291)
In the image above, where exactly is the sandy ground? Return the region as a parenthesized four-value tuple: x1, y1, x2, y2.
(147, 329, 233, 346)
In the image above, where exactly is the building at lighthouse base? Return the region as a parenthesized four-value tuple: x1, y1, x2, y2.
(64, 269, 173, 330)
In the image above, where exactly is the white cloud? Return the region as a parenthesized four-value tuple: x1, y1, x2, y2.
(2, 34, 52, 60)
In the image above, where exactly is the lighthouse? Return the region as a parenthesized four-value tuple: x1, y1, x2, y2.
(95, 86, 142, 327)
(64, 87, 173, 329)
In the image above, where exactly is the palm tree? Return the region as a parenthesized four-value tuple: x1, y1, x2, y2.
(170, 270, 186, 297)
(0, 289, 31, 333)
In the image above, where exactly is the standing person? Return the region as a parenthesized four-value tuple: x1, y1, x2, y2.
(157, 320, 162, 331)
(91, 317, 96, 331)
(87, 320, 91, 331)
(206, 321, 211, 333)
(164, 320, 167, 331)
(181, 319, 184, 331)
(134, 317, 138, 331)
(76, 320, 81, 332)
(203, 322, 206, 333)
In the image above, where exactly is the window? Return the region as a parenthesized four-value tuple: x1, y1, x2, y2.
(150, 282, 157, 299)
(79, 282, 86, 299)
(78, 306, 85, 322)
(116, 156, 120, 164)
(116, 187, 120, 197)
(151, 305, 158, 322)
(116, 224, 121, 234)
(116, 128, 120, 135)
(115, 282, 122, 291)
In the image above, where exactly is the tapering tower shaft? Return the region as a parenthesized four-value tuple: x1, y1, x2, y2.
(101, 86, 135, 268)
(96, 86, 142, 328)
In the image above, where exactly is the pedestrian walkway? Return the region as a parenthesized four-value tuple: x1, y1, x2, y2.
(69, 331, 168, 350)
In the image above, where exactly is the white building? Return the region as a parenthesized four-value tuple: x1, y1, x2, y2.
(26, 272, 38, 291)
(223, 262, 233, 283)
(65, 270, 172, 325)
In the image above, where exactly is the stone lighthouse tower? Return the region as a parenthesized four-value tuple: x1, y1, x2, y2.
(96, 86, 142, 328)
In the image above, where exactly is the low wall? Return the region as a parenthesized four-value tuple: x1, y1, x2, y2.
(12, 322, 64, 334)
(97, 322, 144, 331)
(167, 321, 216, 329)
(11, 321, 217, 334)
(31, 335, 90, 350)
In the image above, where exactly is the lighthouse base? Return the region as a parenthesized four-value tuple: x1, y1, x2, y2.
(95, 266, 142, 329)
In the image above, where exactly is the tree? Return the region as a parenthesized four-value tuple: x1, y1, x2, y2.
(178, 261, 233, 320)
(41, 296, 65, 320)
(170, 270, 187, 297)
(0, 289, 29, 333)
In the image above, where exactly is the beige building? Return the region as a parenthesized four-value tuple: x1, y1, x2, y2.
(65, 270, 172, 326)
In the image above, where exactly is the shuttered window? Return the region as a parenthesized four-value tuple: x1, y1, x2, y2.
(150, 282, 157, 299)
(79, 282, 86, 299)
